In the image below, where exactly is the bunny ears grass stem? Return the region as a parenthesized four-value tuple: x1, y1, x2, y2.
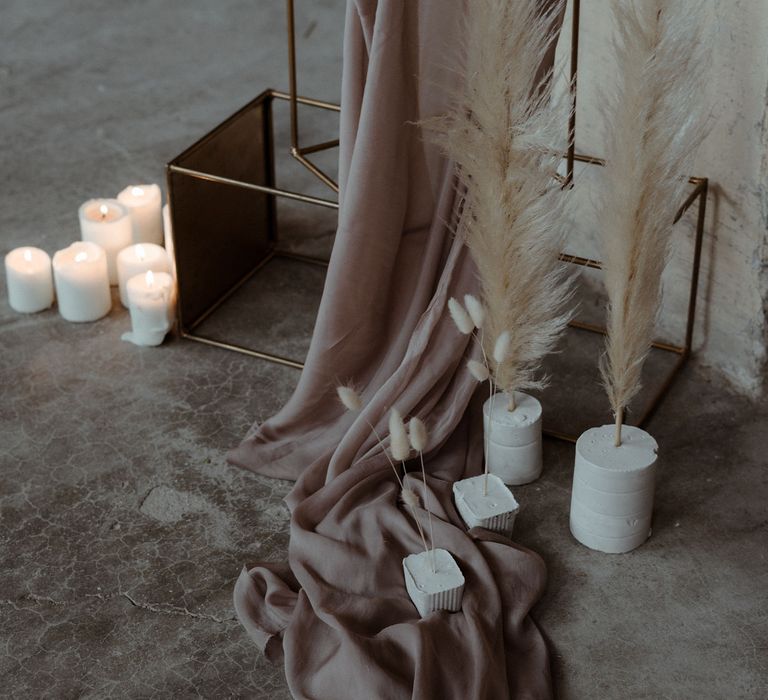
(450, 294, 506, 495)
(337, 386, 436, 571)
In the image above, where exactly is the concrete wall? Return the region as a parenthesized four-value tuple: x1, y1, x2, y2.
(553, 0, 768, 395)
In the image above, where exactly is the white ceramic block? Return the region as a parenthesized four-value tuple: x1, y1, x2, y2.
(403, 548, 464, 618)
(483, 391, 543, 485)
(570, 424, 658, 554)
(452, 474, 520, 535)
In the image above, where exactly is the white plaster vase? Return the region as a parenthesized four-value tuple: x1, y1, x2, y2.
(483, 391, 543, 485)
(569, 424, 658, 554)
(452, 473, 520, 535)
(402, 548, 464, 618)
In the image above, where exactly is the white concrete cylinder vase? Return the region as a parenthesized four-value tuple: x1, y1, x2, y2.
(452, 473, 520, 535)
(570, 424, 658, 554)
(402, 548, 464, 618)
(483, 391, 543, 485)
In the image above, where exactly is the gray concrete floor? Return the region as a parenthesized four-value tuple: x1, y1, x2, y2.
(1, 2, 765, 698)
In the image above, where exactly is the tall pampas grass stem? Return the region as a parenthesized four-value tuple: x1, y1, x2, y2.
(596, 1, 707, 445)
(428, 0, 574, 402)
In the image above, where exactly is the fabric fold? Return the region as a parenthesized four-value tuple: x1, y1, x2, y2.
(230, 1, 561, 697)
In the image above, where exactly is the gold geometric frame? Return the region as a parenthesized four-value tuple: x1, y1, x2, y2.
(166, 0, 708, 442)
(545, 0, 709, 440)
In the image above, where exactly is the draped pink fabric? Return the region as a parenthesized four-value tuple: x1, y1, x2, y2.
(229, 1, 559, 697)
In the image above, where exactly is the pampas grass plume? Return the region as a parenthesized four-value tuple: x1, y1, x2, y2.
(409, 417, 428, 452)
(597, 0, 708, 436)
(389, 408, 410, 461)
(336, 385, 362, 412)
(467, 359, 490, 382)
(448, 297, 474, 335)
(464, 294, 485, 329)
(426, 0, 573, 394)
(493, 331, 511, 366)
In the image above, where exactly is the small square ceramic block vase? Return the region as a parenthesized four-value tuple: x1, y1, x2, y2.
(453, 473, 520, 535)
(483, 391, 543, 485)
(570, 424, 658, 554)
(402, 548, 465, 618)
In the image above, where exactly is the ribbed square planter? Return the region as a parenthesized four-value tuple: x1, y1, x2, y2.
(402, 548, 464, 618)
(453, 473, 520, 535)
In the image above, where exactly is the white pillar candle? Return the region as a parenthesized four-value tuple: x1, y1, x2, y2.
(4, 247, 55, 313)
(162, 203, 176, 280)
(117, 184, 163, 245)
(52, 242, 111, 322)
(483, 391, 543, 485)
(121, 270, 174, 347)
(78, 199, 132, 285)
(116, 243, 170, 307)
(570, 425, 658, 554)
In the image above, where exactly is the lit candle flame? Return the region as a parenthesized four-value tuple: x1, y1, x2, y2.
(135, 244, 146, 261)
(131, 186, 144, 198)
(74, 252, 88, 263)
(99, 203, 109, 219)
(22, 249, 33, 263)
(145, 269, 154, 286)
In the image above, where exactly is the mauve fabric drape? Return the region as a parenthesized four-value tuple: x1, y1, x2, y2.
(228, 1, 559, 697)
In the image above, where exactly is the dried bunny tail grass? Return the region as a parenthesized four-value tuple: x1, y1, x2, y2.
(467, 359, 490, 382)
(409, 418, 436, 564)
(493, 331, 511, 366)
(400, 487, 420, 509)
(597, 1, 708, 439)
(408, 417, 428, 452)
(425, 0, 574, 395)
(389, 408, 411, 462)
(448, 297, 474, 335)
(337, 384, 404, 488)
(401, 485, 432, 567)
(336, 385, 362, 412)
(463, 294, 485, 329)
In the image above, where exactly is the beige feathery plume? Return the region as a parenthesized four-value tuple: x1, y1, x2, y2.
(448, 297, 474, 335)
(427, 0, 573, 396)
(463, 294, 485, 330)
(336, 385, 362, 412)
(467, 359, 490, 382)
(597, 1, 707, 445)
(389, 409, 411, 462)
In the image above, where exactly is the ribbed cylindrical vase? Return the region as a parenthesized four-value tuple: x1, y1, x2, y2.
(483, 391, 543, 485)
(570, 424, 658, 554)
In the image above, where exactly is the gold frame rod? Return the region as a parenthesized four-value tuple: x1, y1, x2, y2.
(565, 0, 581, 186)
(298, 138, 341, 156)
(558, 252, 602, 270)
(290, 149, 340, 193)
(167, 164, 339, 209)
(283, 1, 341, 191)
(181, 332, 305, 370)
(269, 90, 340, 112)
